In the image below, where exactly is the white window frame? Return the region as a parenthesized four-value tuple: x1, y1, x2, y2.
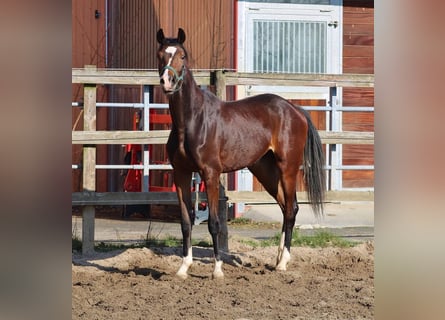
(237, 0, 342, 100)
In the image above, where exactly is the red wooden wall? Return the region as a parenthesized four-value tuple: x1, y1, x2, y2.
(342, 0, 374, 188)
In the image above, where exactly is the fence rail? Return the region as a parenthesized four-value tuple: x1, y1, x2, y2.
(72, 68, 374, 88)
(219, 71, 374, 88)
(72, 130, 373, 145)
(72, 190, 373, 206)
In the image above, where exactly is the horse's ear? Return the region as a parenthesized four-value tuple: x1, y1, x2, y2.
(177, 28, 186, 44)
(157, 29, 165, 44)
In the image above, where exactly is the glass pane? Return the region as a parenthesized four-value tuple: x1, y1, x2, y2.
(253, 20, 326, 73)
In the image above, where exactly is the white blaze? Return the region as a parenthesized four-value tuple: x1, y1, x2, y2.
(165, 46, 177, 67)
(161, 46, 178, 89)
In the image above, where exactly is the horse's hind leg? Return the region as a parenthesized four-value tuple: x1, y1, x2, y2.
(248, 152, 291, 268)
(173, 168, 194, 279)
(275, 158, 301, 271)
(249, 151, 300, 271)
(275, 189, 298, 271)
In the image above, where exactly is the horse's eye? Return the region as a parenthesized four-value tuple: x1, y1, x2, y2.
(181, 55, 185, 60)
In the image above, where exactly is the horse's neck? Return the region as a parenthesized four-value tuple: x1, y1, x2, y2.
(168, 69, 203, 154)
(169, 69, 203, 126)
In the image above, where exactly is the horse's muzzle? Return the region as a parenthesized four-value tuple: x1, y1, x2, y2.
(160, 65, 184, 94)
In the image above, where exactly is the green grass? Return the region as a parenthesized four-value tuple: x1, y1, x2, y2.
(72, 229, 354, 253)
(72, 235, 213, 253)
(72, 237, 83, 252)
(292, 230, 355, 248)
(229, 217, 254, 225)
(240, 230, 356, 248)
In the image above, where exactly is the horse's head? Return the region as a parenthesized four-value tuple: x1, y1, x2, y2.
(156, 28, 187, 94)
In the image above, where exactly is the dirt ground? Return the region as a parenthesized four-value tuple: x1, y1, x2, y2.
(72, 239, 374, 319)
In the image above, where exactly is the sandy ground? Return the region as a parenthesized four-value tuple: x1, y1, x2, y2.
(72, 201, 373, 319)
(72, 239, 374, 319)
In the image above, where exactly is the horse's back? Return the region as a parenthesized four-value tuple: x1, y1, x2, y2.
(222, 93, 307, 129)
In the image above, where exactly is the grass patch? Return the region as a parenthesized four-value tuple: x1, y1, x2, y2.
(95, 242, 128, 252)
(259, 230, 356, 248)
(294, 230, 355, 248)
(228, 217, 253, 225)
(72, 228, 354, 253)
(72, 237, 82, 252)
(228, 217, 280, 230)
(72, 235, 213, 253)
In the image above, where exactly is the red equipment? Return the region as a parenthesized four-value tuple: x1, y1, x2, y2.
(123, 110, 208, 223)
(123, 112, 143, 192)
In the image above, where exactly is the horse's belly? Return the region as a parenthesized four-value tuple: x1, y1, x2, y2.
(220, 143, 269, 173)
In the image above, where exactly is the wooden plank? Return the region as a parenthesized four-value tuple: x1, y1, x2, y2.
(343, 35, 374, 46)
(223, 72, 374, 88)
(73, 190, 373, 206)
(343, 113, 374, 132)
(343, 88, 374, 106)
(72, 69, 373, 88)
(343, 45, 374, 58)
(72, 130, 170, 144)
(73, 192, 180, 205)
(343, 171, 375, 189)
(225, 191, 373, 203)
(72, 130, 374, 145)
(343, 23, 374, 35)
(318, 131, 374, 145)
(343, 12, 374, 25)
(72, 69, 211, 86)
(343, 57, 374, 69)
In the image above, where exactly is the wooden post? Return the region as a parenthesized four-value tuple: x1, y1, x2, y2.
(214, 70, 229, 190)
(215, 70, 229, 251)
(215, 70, 227, 101)
(82, 65, 97, 255)
(218, 182, 229, 252)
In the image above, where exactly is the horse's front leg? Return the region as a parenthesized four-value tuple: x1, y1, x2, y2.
(173, 169, 194, 279)
(203, 172, 224, 279)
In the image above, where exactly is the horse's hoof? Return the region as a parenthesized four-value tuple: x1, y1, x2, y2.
(176, 271, 188, 280)
(212, 271, 224, 280)
(275, 264, 287, 272)
(212, 260, 224, 279)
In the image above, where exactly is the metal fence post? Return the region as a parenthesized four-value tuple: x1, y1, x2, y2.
(142, 85, 150, 192)
(329, 86, 342, 190)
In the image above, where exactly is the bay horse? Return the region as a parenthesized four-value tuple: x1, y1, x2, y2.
(157, 28, 325, 279)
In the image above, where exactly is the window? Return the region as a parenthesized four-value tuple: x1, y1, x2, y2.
(253, 20, 327, 73)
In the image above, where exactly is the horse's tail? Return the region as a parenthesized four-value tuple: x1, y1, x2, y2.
(301, 109, 326, 218)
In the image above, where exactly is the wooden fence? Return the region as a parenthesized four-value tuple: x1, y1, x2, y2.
(72, 67, 374, 254)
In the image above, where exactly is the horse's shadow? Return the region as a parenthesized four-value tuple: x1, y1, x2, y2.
(72, 246, 262, 280)
(72, 245, 259, 280)
(72, 248, 167, 279)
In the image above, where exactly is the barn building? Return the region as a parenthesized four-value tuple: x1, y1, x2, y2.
(72, 0, 374, 200)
